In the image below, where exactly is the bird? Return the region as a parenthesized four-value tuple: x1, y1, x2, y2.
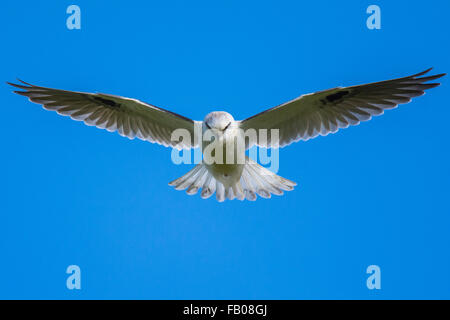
(8, 68, 445, 202)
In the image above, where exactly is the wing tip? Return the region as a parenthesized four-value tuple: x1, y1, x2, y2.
(419, 67, 433, 76)
(414, 67, 446, 80)
(7, 79, 33, 91)
(13, 90, 29, 96)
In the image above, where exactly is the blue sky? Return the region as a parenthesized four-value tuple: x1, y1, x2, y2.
(1, 0, 449, 299)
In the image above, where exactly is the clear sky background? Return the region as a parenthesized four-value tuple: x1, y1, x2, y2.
(1, 0, 449, 299)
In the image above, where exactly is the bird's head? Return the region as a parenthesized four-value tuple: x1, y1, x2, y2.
(203, 111, 235, 133)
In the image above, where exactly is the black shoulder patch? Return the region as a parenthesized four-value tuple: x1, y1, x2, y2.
(93, 96, 120, 108)
(325, 90, 349, 103)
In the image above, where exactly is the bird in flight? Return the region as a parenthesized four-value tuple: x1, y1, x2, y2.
(8, 68, 445, 202)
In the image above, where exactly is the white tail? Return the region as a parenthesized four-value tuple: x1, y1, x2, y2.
(168, 157, 296, 202)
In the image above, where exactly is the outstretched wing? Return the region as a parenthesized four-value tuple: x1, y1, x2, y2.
(8, 80, 200, 149)
(240, 68, 445, 148)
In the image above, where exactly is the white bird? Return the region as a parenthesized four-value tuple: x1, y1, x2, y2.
(8, 68, 445, 202)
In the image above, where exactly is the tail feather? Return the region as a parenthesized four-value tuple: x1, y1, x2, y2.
(186, 169, 208, 195)
(240, 170, 257, 201)
(216, 181, 225, 202)
(168, 164, 203, 190)
(232, 183, 245, 201)
(245, 164, 271, 199)
(225, 187, 235, 200)
(200, 174, 215, 199)
(169, 158, 297, 202)
(246, 160, 292, 196)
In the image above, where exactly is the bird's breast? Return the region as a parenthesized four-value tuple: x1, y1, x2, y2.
(202, 128, 245, 187)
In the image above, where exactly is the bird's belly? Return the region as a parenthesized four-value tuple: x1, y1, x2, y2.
(206, 162, 244, 188)
(203, 132, 245, 188)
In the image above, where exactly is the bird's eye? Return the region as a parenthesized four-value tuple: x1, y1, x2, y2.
(224, 122, 231, 130)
